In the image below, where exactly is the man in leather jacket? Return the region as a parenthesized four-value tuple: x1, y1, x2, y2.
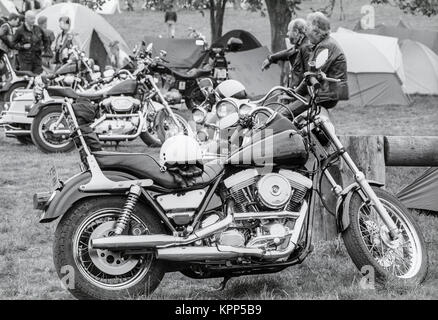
(262, 18, 312, 89)
(280, 12, 349, 118)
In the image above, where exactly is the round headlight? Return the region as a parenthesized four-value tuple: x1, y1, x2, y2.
(216, 101, 237, 118)
(192, 108, 206, 124)
(239, 104, 253, 116)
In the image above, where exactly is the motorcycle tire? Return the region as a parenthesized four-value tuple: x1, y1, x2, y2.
(155, 109, 191, 144)
(342, 186, 428, 285)
(30, 105, 75, 153)
(53, 196, 166, 300)
(4, 81, 29, 103)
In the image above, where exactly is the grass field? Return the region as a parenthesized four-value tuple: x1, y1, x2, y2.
(1, 0, 438, 300)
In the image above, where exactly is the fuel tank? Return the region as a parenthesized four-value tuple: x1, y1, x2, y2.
(55, 62, 78, 75)
(106, 79, 137, 96)
(227, 113, 308, 166)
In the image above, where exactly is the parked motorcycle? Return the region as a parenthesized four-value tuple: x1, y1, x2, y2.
(27, 49, 192, 153)
(0, 54, 34, 105)
(33, 49, 428, 299)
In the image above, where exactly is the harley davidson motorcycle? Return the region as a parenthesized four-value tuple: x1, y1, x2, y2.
(33, 50, 428, 299)
(26, 49, 192, 153)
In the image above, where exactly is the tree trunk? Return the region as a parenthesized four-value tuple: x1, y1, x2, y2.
(210, 0, 228, 42)
(265, 0, 292, 53)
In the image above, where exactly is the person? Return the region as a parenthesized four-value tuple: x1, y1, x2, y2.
(107, 40, 130, 69)
(279, 12, 349, 119)
(126, 0, 135, 11)
(37, 15, 54, 68)
(12, 10, 49, 74)
(53, 16, 77, 67)
(261, 18, 312, 89)
(0, 13, 21, 58)
(165, 4, 177, 38)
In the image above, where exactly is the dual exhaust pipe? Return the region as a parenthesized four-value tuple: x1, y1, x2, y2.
(91, 200, 304, 262)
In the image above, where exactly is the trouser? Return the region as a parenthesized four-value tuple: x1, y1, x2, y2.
(167, 21, 176, 38)
(17, 54, 43, 75)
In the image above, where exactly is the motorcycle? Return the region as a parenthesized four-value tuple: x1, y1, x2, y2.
(33, 49, 428, 300)
(0, 47, 103, 144)
(26, 49, 193, 153)
(0, 54, 34, 105)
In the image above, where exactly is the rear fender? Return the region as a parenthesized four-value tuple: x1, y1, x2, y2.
(39, 170, 140, 223)
(27, 99, 63, 117)
(335, 180, 385, 232)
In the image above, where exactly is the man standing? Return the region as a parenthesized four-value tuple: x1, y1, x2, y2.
(261, 18, 312, 89)
(0, 13, 21, 58)
(279, 12, 349, 118)
(165, 4, 177, 38)
(37, 15, 54, 68)
(53, 16, 76, 68)
(13, 11, 48, 74)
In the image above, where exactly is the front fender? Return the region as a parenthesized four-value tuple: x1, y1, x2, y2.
(39, 170, 139, 223)
(27, 99, 63, 118)
(335, 180, 385, 232)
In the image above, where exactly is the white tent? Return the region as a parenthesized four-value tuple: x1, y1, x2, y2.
(0, 0, 17, 15)
(400, 39, 438, 95)
(97, 0, 121, 15)
(331, 28, 410, 106)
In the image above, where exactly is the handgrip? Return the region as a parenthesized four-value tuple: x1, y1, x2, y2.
(308, 76, 321, 90)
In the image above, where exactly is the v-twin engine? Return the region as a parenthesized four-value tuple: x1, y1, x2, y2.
(94, 118, 139, 136)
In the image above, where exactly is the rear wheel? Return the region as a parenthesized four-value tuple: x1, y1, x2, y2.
(53, 196, 166, 300)
(342, 187, 428, 285)
(30, 105, 75, 153)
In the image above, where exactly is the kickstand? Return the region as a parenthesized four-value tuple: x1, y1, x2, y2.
(212, 276, 232, 291)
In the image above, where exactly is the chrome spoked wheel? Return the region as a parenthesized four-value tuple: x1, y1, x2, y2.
(357, 199, 423, 279)
(38, 112, 71, 149)
(73, 210, 153, 290)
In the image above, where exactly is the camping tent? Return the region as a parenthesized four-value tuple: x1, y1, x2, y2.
(397, 167, 438, 212)
(0, 0, 17, 15)
(355, 20, 438, 56)
(37, 3, 130, 70)
(143, 37, 205, 70)
(226, 46, 281, 98)
(400, 39, 438, 95)
(331, 28, 410, 106)
(211, 29, 262, 52)
(97, 0, 121, 15)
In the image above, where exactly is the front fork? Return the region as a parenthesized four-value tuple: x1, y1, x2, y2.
(316, 117, 400, 239)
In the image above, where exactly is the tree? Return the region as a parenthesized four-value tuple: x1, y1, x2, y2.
(208, 0, 229, 41)
(371, 0, 438, 17)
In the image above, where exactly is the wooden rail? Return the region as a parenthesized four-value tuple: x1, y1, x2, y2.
(314, 135, 438, 241)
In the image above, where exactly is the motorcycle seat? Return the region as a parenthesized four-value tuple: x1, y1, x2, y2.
(46, 86, 104, 101)
(93, 151, 224, 190)
(171, 68, 211, 80)
(15, 70, 36, 77)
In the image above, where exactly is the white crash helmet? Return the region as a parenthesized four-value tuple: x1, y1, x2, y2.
(216, 79, 247, 99)
(159, 135, 203, 168)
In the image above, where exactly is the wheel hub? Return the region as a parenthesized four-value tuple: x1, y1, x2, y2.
(89, 221, 139, 275)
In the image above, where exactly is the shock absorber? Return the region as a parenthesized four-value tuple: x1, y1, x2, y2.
(114, 185, 142, 235)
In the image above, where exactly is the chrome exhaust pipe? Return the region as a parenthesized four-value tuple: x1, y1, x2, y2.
(156, 245, 264, 261)
(91, 200, 234, 250)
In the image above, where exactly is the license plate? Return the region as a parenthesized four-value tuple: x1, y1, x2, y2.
(178, 81, 186, 90)
(214, 68, 227, 80)
(48, 165, 61, 191)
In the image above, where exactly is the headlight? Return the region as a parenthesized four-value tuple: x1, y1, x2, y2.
(239, 104, 253, 116)
(192, 108, 207, 124)
(216, 100, 237, 118)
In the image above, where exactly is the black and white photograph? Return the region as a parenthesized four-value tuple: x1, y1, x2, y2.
(0, 0, 437, 304)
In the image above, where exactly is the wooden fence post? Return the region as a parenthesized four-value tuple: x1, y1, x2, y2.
(313, 135, 386, 241)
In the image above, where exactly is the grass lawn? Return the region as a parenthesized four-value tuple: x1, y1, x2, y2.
(1, 0, 438, 300)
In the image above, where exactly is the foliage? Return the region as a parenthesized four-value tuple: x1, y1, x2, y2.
(371, 0, 438, 17)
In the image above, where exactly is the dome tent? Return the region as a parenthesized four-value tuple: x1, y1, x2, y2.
(36, 3, 129, 70)
(331, 28, 410, 107)
(0, 0, 17, 16)
(97, 0, 122, 15)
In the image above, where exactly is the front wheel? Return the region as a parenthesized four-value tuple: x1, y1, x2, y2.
(4, 81, 29, 103)
(53, 196, 166, 300)
(342, 187, 428, 285)
(30, 105, 75, 153)
(155, 109, 191, 144)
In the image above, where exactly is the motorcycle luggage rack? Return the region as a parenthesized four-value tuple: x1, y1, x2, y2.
(62, 99, 153, 192)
